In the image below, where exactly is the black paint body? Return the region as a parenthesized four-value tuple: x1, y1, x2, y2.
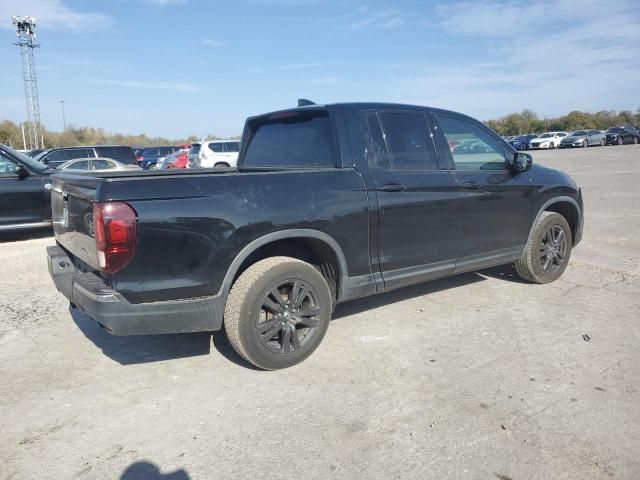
(47, 103, 583, 335)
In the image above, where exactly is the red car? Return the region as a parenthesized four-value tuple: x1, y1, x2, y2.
(167, 150, 188, 169)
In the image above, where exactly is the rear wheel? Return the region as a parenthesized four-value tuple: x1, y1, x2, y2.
(515, 212, 572, 284)
(214, 162, 230, 168)
(224, 257, 332, 370)
(148, 164, 157, 170)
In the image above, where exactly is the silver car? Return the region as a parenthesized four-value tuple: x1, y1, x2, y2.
(559, 129, 605, 148)
(58, 157, 141, 172)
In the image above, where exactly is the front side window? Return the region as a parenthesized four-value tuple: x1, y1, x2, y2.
(93, 159, 116, 170)
(223, 142, 240, 152)
(437, 114, 507, 171)
(67, 160, 90, 170)
(242, 110, 337, 168)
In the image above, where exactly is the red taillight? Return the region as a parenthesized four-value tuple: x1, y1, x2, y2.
(92, 202, 137, 273)
(136, 155, 143, 164)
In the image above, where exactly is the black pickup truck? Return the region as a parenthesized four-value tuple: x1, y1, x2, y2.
(47, 101, 583, 369)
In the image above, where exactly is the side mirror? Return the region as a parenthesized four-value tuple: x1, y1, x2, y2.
(14, 164, 30, 178)
(509, 152, 532, 173)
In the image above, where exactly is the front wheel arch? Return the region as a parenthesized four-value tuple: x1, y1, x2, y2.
(527, 197, 581, 248)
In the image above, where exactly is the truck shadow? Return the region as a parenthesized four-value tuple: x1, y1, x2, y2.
(0, 227, 52, 243)
(69, 263, 521, 367)
(70, 307, 212, 365)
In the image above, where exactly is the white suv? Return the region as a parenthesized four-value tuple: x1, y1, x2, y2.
(529, 132, 568, 149)
(190, 140, 241, 168)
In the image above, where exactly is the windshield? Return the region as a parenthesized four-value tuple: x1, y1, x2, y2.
(538, 133, 552, 139)
(0, 144, 48, 171)
(606, 127, 623, 133)
(572, 131, 587, 136)
(189, 143, 201, 155)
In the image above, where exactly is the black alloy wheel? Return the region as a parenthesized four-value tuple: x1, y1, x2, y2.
(256, 279, 321, 355)
(539, 225, 569, 274)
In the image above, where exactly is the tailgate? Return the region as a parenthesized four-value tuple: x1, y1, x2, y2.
(51, 174, 102, 270)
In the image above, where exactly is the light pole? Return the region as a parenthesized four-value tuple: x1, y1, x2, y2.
(60, 99, 66, 130)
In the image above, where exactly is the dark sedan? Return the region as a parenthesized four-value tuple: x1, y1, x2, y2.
(0, 144, 54, 231)
(509, 134, 538, 151)
(605, 126, 639, 145)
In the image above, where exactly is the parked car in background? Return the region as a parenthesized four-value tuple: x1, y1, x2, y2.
(194, 140, 241, 168)
(529, 132, 568, 149)
(26, 148, 44, 158)
(35, 145, 136, 169)
(46, 101, 583, 369)
(509, 134, 538, 151)
(58, 157, 141, 172)
(156, 145, 188, 169)
(559, 129, 605, 148)
(164, 150, 188, 169)
(186, 142, 201, 168)
(0, 144, 53, 231)
(136, 146, 179, 170)
(604, 126, 638, 145)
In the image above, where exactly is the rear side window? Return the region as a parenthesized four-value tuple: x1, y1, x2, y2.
(96, 147, 135, 164)
(377, 112, 438, 171)
(142, 148, 159, 156)
(243, 110, 337, 168)
(436, 114, 507, 171)
(65, 148, 94, 160)
(208, 143, 224, 153)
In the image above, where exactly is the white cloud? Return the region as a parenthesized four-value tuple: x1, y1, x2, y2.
(393, 0, 640, 118)
(347, 7, 410, 30)
(201, 39, 226, 47)
(0, 0, 112, 31)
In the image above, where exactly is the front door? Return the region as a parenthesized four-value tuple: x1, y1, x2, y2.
(361, 110, 463, 291)
(432, 112, 534, 271)
(0, 154, 46, 227)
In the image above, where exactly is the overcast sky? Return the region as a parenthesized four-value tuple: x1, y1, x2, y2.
(1, 0, 639, 138)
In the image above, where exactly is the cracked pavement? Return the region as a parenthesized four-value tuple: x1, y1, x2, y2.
(1, 145, 639, 479)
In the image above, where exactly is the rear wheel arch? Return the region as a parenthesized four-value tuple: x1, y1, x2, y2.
(220, 230, 348, 303)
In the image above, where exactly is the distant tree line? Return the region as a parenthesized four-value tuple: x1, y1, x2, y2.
(484, 108, 640, 136)
(0, 119, 230, 150)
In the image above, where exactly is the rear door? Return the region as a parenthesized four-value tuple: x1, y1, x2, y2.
(360, 110, 462, 291)
(433, 112, 534, 270)
(0, 153, 46, 227)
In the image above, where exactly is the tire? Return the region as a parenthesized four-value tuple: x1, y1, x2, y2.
(549, 142, 555, 149)
(214, 162, 230, 168)
(582, 140, 588, 148)
(617, 137, 623, 145)
(634, 137, 638, 145)
(600, 138, 605, 146)
(148, 164, 157, 170)
(224, 256, 332, 370)
(515, 212, 572, 284)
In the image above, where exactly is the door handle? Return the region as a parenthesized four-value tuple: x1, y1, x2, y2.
(380, 184, 407, 192)
(462, 181, 479, 190)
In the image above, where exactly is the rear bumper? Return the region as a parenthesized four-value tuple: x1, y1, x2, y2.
(47, 245, 224, 335)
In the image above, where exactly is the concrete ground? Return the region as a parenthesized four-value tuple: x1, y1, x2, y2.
(1, 145, 639, 480)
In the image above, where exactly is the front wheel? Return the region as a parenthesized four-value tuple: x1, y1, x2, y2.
(582, 140, 588, 148)
(224, 257, 332, 370)
(634, 137, 638, 145)
(600, 138, 605, 146)
(617, 137, 623, 145)
(515, 212, 572, 284)
(549, 142, 555, 149)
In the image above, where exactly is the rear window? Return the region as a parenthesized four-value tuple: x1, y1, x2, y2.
(95, 146, 135, 164)
(242, 110, 337, 168)
(189, 144, 201, 155)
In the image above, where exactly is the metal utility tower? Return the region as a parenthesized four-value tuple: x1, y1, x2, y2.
(12, 16, 42, 150)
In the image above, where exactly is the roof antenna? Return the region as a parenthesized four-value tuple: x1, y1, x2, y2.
(298, 98, 316, 107)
